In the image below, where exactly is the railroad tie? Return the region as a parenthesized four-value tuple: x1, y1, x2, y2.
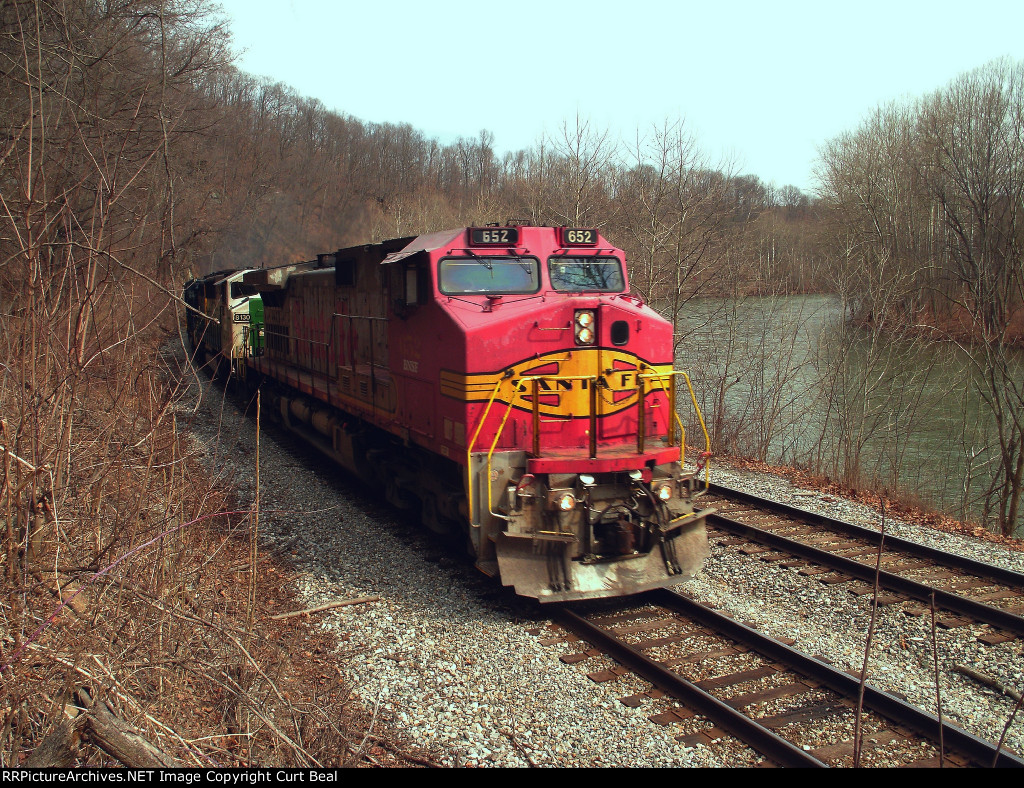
(675, 727, 728, 747)
(695, 664, 780, 691)
(649, 707, 696, 725)
(977, 631, 1016, 645)
(619, 688, 666, 708)
(560, 648, 601, 664)
(724, 681, 816, 711)
(587, 666, 630, 683)
(755, 701, 849, 730)
(809, 730, 901, 763)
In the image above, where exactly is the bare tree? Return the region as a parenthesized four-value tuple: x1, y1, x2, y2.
(815, 59, 1024, 533)
(617, 119, 735, 347)
(917, 59, 1024, 534)
(545, 115, 617, 228)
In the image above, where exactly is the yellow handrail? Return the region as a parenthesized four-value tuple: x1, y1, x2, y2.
(465, 377, 508, 526)
(638, 371, 683, 446)
(483, 379, 528, 521)
(640, 369, 711, 488)
(482, 374, 601, 520)
(465, 368, 712, 524)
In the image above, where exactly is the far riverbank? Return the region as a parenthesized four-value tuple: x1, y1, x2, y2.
(675, 294, 1024, 537)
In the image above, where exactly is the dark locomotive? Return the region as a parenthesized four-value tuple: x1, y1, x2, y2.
(183, 225, 713, 602)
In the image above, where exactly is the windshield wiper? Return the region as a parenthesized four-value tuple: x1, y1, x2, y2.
(463, 250, 493, 270)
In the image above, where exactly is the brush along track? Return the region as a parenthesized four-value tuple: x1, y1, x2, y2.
(699, 483, 1024, 643)
(539, 590, 1023, 767)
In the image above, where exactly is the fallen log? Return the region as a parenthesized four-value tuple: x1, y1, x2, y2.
(23, 718, 82, 767)
(269, 596, 382, 620)
(954, 664, 1024, 702)
(78, 689, 183, 768)
(24, 692, 183, 769)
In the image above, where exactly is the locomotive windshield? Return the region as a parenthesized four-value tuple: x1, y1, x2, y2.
(548, 256, 625, 292)
(439, 256, 540, 295)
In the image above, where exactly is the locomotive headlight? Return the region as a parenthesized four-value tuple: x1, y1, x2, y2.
(575, 310, 596, 345)
(655, 483, 673, 501)
(557, 492, 577, 511)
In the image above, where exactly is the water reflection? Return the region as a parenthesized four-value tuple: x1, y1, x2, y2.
(673, 295, 1022, 534)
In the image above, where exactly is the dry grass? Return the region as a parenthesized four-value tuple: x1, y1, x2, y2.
(0, 325, 437, 768)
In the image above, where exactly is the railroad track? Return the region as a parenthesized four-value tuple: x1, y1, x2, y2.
(538, 590, 1023, 767)
(699, 482, 1024, 643)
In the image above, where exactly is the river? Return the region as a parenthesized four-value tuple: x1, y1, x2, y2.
(672, 294, 1023, 535)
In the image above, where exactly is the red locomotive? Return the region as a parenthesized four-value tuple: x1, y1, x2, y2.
(185, 225, 712, 602)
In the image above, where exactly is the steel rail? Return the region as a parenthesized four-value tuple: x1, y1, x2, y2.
(654, 589, 1024, 768)
(550, 605, 830, 767)
(706, 482, 1024, 588)
(705, 508, 1024, 638)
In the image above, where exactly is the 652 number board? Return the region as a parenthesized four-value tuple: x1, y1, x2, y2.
(560, 227, 598, 246)
(470, 227, 519, 245)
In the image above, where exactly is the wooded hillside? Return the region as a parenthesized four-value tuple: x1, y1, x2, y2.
(2, 0, 1021, 767)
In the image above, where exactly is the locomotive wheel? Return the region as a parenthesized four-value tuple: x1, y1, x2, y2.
(421, 493, 458, 537)
(384, 478, 416, 511)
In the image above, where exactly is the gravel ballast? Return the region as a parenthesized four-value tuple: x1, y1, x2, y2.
(180, 366, 1024, 767)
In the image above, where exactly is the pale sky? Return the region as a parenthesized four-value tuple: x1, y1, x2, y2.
(214, 0, 1024, 193)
